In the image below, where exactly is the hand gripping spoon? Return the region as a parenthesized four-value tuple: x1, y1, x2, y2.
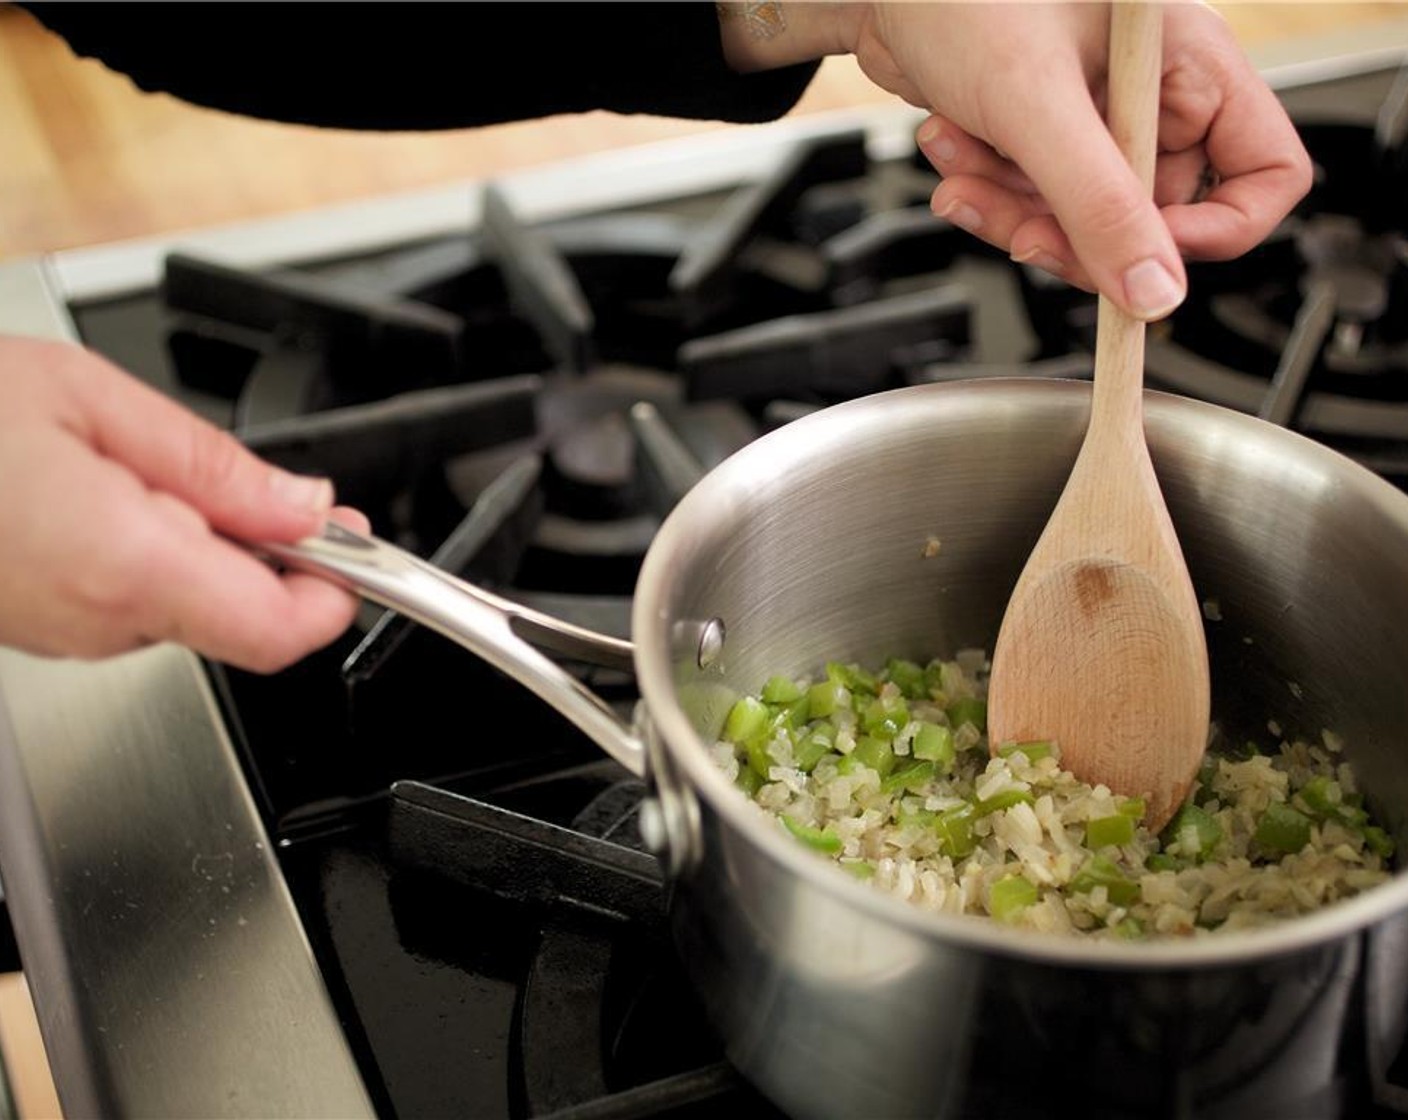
(985, 2, 1210, 831)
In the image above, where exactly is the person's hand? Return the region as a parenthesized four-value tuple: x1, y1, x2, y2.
(0, 335, 366, 673)
(720, 2, 1312, 322)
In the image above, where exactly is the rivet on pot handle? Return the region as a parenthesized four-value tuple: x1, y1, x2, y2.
(636, 705, 703, 877)
(263, 521, 646, 777)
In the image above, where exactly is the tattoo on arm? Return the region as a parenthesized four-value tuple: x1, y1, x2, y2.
(716, 2, 788, 41)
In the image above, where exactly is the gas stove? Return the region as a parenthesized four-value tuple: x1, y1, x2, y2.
(5, 24, 1408, 1120)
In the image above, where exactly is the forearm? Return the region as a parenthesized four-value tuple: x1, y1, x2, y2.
(26, 2, 827, 129)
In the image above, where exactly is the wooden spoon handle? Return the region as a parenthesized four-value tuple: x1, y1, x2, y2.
(1092, 2, 1163, 434)
(1107, 3, 1162, 193)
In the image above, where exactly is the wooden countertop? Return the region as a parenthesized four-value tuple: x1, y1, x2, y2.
(2, 2, 1406, 258)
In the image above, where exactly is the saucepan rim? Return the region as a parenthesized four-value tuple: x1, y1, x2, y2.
(631, 378, 1408, 970)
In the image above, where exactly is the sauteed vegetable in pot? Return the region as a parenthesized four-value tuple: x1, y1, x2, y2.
(717, 652, 1395, 939)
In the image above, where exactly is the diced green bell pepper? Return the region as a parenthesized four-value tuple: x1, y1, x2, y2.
(946, 696, 987, 733)
(937, 662, 968, 698)
(781, 815, 843, 854)
(1070, 855, 1140, 906)
(1118, 796, 1147, 822)
(975, 788, 1034, 817)
(1194, 756, 1220, 804)
(769, 698, 811, 733)
(826, 661, 877, 696)
(1364, 825, 1396, 860)
(852, 735, 897, 778)
(744, 734, 775, 779)
(885, 658, 928, 700)
(933, 803, 977, 859)
(806, 679, 849, 718)
(862, 694, 910, 740)
(724, 696, 769, 744)
(794, 723, 837, 772)
(989, 876, 1039, 921)
(880, 760, 935, 795)
(1161, 802, 1223, 861)
(1085, 814, 1136, 849)
(1254, 801, 1312, 855)
(911, 722, 956, 772)
(760, 675, 804, 704)
(997, 740, 1054, 763)
(1297, 776, 1369, 829)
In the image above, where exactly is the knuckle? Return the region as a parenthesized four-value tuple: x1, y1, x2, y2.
(176, 609, 288, 674)
(221, 594, 307, 673)
(73, 630, 148, 661)
(1079, 182, 1151, 246)
(1287, 147, 1314, 206)
(11, 616, 129, 661)
(238, 629, 301, 675)
(253, 650, 300, 675)
(183, 425, 252, 498)
(64, 522, 162, 620)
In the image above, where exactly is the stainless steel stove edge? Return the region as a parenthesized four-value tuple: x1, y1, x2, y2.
(0, 270, 373, 1116)
(0, 648, 375, 1118)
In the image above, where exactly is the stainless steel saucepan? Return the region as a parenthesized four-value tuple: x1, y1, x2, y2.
(269, 379, 1408, 1119)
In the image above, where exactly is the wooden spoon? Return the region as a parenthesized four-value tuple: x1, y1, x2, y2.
(986, 2, 1209, 831)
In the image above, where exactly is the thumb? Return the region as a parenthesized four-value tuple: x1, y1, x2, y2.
(996, 72, 1186, 321)
(73, 347, 334, 542)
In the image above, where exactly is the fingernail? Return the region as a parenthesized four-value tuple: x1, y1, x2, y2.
(917, 122, 958, 163)
(1122, 258, 1185, 320)
(270, 470, 334, 513)
(1012, 246, 1066, 277)
(938, 199, 983, 234)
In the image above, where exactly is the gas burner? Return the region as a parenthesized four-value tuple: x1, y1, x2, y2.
(1295, 214, 1408, 367)
(535, 365, 682, 517)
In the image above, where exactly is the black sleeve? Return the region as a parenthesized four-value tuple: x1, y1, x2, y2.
(23, 2, 822, 130)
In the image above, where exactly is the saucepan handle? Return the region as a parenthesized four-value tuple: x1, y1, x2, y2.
(263, 521, 647, 777)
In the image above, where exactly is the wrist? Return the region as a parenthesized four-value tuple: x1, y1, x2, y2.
(717, 2, 861, 73)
